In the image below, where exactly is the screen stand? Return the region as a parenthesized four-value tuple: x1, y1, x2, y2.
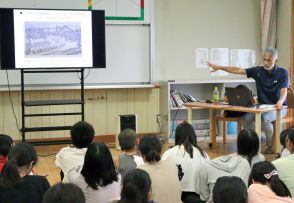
(20, 68, 85, 145)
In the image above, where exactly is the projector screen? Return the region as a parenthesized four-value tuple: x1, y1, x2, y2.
(0, 8, 106, 69)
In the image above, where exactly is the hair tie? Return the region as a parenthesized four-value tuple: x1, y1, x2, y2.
(264, 170, 278, 179)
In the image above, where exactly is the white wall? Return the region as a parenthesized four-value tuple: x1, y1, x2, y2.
(154, 0, 261, 81)
(277, 0, 292, 69)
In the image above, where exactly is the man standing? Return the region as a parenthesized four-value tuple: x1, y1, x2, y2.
(207, 48, 289, 154)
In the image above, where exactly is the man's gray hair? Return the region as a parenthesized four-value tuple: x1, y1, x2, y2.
(264, 47, 278, 59)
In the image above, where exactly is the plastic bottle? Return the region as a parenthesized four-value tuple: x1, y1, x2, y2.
(213, 86, 219, 104)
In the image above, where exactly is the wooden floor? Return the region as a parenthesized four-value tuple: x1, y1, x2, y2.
(34, 138, 277, 186)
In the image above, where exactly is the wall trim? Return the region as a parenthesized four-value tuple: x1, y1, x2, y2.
(15, 133, 159, 147)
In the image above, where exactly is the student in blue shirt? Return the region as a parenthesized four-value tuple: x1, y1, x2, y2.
(207, 47, 289, 154)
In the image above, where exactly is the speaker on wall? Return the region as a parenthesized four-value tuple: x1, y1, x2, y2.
(115, 114, 137, 150)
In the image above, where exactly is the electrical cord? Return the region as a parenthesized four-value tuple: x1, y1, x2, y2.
(76, 68, 91, 80)
(197, 128, 210, 143)
(170, 102, 209, 142)
(158, 114, 168, 134)
(92, 0, 103, 6)
(170, 104, 182, 139)
(5, 70, 21, 133)
(37, 152, 57, 157)
(170, 106, 211, 143)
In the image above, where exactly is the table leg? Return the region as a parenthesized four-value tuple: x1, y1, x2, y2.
(274, 109, 282, 153)
(210, 109, 216, 148)
(187, 107, 192, 124)
(255, 112, 262, 153)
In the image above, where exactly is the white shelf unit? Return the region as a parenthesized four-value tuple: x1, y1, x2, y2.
(159, 79, 256, 143)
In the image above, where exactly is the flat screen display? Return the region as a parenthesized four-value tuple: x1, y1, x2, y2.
(0, 8, 106, 69)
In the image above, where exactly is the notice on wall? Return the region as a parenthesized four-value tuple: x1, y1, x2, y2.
(195, 48, 209, 68)
(209, 48, 229, 76)
(195, 47, 256, 76)
(230, 49, 255, 68)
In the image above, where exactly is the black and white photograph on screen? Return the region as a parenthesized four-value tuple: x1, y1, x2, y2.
(25, 22, 82, 57)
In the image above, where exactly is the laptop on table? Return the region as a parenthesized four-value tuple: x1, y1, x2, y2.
(225, 87, 253, 107)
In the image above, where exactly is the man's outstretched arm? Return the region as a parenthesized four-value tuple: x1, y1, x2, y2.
(207, 62, 246, 75)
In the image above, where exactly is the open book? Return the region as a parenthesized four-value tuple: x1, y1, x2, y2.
(258, 104, 276, 109)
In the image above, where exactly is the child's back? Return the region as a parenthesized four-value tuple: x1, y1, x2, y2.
(117, 129, 144, 179)
(118, 153, 144, 178)
(55, 121, 94, 182)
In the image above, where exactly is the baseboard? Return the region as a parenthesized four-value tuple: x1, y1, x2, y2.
(16, 132, 160, 146)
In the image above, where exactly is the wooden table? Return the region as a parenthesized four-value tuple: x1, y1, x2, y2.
(184, 102, 282, 153)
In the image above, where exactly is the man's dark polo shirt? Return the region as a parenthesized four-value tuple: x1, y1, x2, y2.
(246, 65, 289, 106)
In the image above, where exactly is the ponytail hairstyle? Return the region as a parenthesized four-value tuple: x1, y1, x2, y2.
(249, 161, 291, 197)
(139, 134, 161, 163)
(175, 121, 205, 158)
(119, 169, 151, 203)
(0, 143, 37, 188)
(279, 127, 292, 148)
(237, 128, 259, 166)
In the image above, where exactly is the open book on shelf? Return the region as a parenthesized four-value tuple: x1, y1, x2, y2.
(170, 90, 198, 108)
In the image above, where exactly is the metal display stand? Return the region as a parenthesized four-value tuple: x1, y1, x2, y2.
(20, 69, 85, 145)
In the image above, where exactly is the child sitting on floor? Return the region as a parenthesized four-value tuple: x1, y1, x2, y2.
(279, 127, 293, 157)
(0, 134, 13, 172)
(115, 128, 144, 179)
(55, 121, 95, 182)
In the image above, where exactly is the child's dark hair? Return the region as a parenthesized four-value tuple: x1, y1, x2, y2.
(81, 141, 118, 190)
(0, 134, 13, 156)
(213, 176, 247, 203)
(237, 128, 259, 165)
(43, 183, 85, 203)
(119, 169, 151, 203)
(280, 129, 289, 148)
(175, 121, 205, 158)
(249, 161, 291, 197)
(0, 143, 37, 188)
(118, 128, 137, 151)
(139, 134, 161, 162)
(70, 121, 95, 148)
(280, 126, 294, 148)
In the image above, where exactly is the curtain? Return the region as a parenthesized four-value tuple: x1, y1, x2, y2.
(260, 0, 277, 51)
(290, 0, 294, 126)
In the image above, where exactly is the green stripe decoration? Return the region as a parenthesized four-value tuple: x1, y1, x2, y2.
(89, 0, 144, 21)
(88, 0, 92, 10)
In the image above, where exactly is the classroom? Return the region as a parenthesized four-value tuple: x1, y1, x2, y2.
(0, 0, 293, 203)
